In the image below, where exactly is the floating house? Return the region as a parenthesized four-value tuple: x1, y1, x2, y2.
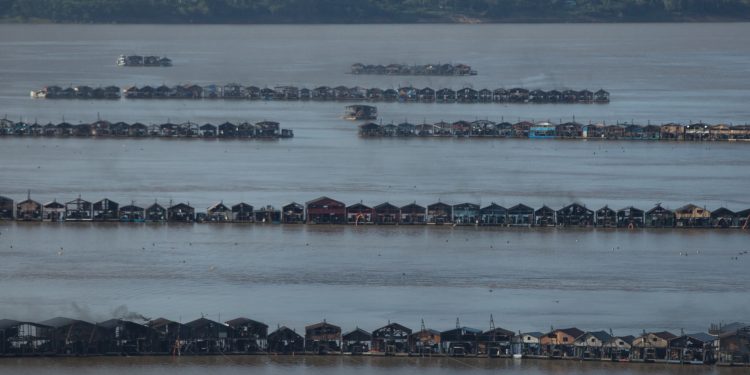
(225, 317, 268, 353)
(267, 326, 304, 354)
(710, 207, 737, 228)
(516, 332, 544, 356)
(399, 203, 426, 224)
(440, 325, 482, 356)
(427, 202, 453, 225)
(479, 203, 507, 226)
(373, 202, 399, 224)
(479, 326, 515, 357)
(717, 324, 750, 364)
(43, 200, 65, 221)
(372, 322, 412, 354)
(667, 332, 716, 363)
(644, 204, 675, 228)
(305, 321, 341, 354)
(254, 205, 280, 223)
(540, 327, 584, 358)
(145, 202, 167, 222)
(631, 331, 676, 361)
(617, 206, 645, 228)
(65, 197, 92, 221)
(508, 204, 534, 226)
(0, 196, 14, 220)
(119, 203, 145, 222)
(206, 202, 231, 222)
(16, 196, 42, 221)
(41, 317, 106, 355)
(184, 317, 232, 354)
(282, 202, 305, 224)
(346, 202, 372, 224)
(168, 202, 195, 222)
(411, 325, 441, 354)
(674, 204, 711, 228)
(556, 203, 594, 227)
(97, 319, 158, 355)
(0, 319, 54, 355)
(529, 121, 556, 139)
(148, 318, 189, 354)
(602, 335, 634, 361)
(534, 205, 556, 227)
(573, 331, 612, 359)
(231, 203, 254, 222)
(452, 203, 479, 225)
(93, 198, 119, 221)
(595, 206, 617, 227)
(306, 196, 346, 224)
(342, 328, 371, 354)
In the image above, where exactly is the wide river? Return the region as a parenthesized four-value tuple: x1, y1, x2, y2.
(0, 23, 749, 374)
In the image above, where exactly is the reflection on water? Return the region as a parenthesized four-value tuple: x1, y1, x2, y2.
(0, 356, 745, 375)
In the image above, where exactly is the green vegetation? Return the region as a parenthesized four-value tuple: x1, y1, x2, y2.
(1, 0, 749, 23)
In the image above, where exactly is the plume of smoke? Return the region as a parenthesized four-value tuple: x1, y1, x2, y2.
(111, 304, 150, 322)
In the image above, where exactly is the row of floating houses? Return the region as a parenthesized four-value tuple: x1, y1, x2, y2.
(30, 84, 609, 104)
(0, 119, 293, 139)
(116, 55, 172, 67)
(359, 120, 750, 141)
(351, 63, 477, 76)
(2, 196, 749, 229)
(0, 315, 748, 365)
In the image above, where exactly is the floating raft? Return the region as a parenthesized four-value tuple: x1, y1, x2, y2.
(351, 63, 477, 76)
(30, 84, 610, 104)
(359, 120, 750, 141)
(0, 119, 293, 139)
(3, 195, 748, 229)
(0, 314, 745, 363)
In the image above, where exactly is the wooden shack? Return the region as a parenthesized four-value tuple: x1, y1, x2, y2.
(64, 197, 93, 221)
(617, 206, 644, 228)
(660, 123, 684, 140)
(253, 205, 281, 223)
(479, 327, 515, 357)
(644, 204, 675, 228)
(42, 200, 65, 221)
(399, 203, 426, 224)
(0, 196, 13, 220)
(534, 205, 556, 227)
(410, 326, 441, 354)
(346, 202, 373, 224)
(342, 328, 371, 354)
(306, 196, 345, 224)
(207, 202, 231, 222)
(92, 198, 119, 221)
(595, 206, 617, 227)
(0, 319, 54, 355)
(372, 322, 412, 354)
(119, 203, 145, 222)
(305, 321, 341, 354)
(452, 203, 480, 225)
(631, 331, 676, 361)
(267, 326, 304, 354)
(479, 203, 507, 226)
(674, 204, 711, 228)
(508, 204, 534, 226)
(427, 202, 453, 225)
(717, 325, 750, 364)
(602, 335, 634, 361)
(282, 202, 305, 224)
(225, 317, 268, 352)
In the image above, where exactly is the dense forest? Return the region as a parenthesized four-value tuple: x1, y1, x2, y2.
(1, 0, 749, 23)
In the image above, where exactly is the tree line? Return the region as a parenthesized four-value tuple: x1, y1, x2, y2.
(0, 0, 749, 23)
